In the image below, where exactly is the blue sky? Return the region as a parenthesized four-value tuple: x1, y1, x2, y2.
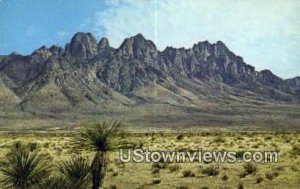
(0, 0, 299, 78)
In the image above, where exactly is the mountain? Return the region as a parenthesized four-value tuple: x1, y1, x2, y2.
(0, 32, 299, 130)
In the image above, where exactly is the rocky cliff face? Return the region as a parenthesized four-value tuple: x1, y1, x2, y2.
(0, 32, 299, 114)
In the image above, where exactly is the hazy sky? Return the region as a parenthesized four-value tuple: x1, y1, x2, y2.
(0, 0, 299, 78)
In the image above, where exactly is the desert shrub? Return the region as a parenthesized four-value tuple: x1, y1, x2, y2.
(43, 142, 50, 148)
(182, 170, 195, 177)
(265, 172, 274, 180)
(243, 163, 257, 175)
(264, 136, 272, 140)
(221, 175, 228, 181)
(272, 171, 279, 177)
(290, 145, 300, 155)
(138, 142, 144, 148)
(285, 139, 291, 143)
(256, 176, 264, 183)
(169, 164, 181, 172)
(176, 134, 184, 140)
(265, 171, 279, 180)
(202, 166, 219, 176)
(152, 179, 161, 185)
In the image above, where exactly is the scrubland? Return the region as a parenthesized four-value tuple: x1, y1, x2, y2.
(0, 131, 299, 189)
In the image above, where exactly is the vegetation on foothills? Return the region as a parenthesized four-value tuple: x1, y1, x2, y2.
(0, 129, 299, 189)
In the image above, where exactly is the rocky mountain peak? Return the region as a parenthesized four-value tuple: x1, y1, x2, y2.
(117, 33, 157, 59)
(49, 45, 64, 57)
(31, 46, 52, 61)
(98, 37, 110, 50)
(192, 41, 213, 58)
(32, 46, 49, 54)
(215, 41, 227, 48)
(214, 41, 229, 54)
(192, 40, 211, 48)
(66, 32, 98, 59)
(192, 40, 231, 59)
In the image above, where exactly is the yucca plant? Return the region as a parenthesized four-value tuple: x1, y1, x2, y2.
(58, 156, 91, 189)
(0, 142, 50, 189)
(72, 121, 131, 189)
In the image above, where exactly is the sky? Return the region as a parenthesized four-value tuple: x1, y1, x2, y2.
(0, 0, 299, 79)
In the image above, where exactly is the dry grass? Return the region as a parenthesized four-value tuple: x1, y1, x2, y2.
(0, 131, 299, 188)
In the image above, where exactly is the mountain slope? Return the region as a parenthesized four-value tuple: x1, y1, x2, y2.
(0, 32, 299, 130)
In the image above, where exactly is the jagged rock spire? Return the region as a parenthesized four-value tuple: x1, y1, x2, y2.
(66, 32, 98, 59)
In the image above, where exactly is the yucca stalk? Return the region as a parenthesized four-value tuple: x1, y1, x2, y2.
(91, 151, 106, 189)
(72, 121, 130, 189)
(0, 142, 50, 189)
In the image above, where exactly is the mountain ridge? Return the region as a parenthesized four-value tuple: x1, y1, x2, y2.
(0, 32, 299, 130)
